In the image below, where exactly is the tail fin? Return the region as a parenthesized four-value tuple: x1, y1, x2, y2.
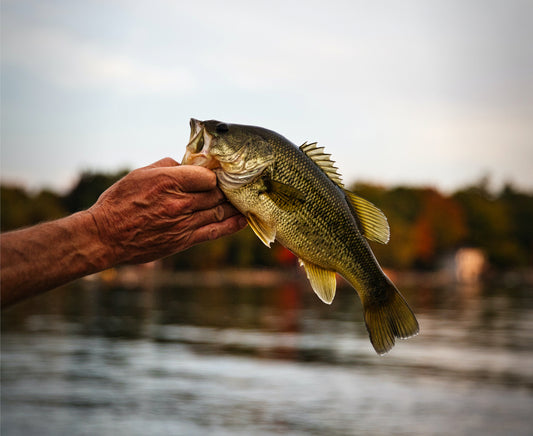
(361, 280, 419, 355)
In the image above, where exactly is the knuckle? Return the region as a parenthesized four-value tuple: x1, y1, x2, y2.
(208, 226, 219, 240)
(161, 157, 178, 166)
(214, 204, 225, 222)
(177, 196, 194, 213)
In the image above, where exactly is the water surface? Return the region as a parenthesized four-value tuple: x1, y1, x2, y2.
(2, 275, 532, 435)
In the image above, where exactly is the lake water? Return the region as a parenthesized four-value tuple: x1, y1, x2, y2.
(2, 273, 533, 435)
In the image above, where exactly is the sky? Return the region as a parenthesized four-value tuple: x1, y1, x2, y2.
(1, 0, 532, 193)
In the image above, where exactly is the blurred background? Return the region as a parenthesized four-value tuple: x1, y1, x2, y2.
(2, 1, 533, 435)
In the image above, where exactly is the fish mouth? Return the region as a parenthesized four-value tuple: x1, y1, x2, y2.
(181, 118, 220, 170)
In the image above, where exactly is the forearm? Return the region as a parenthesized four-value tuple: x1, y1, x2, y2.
(1, 211, 114, 308)
(1, 161, 246, 308)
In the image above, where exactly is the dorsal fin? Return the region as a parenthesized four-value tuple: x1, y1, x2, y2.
(300, 142, 344, 188)
(343, 190, 390, 244)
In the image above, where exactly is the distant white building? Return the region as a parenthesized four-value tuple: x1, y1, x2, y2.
(455, 248, 487, 284)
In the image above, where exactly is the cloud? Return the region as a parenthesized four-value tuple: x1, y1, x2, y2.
(2, 21, 197, 95)
(2, 0, 533, 192)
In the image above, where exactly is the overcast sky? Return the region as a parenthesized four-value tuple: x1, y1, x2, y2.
(2, 0, 532, 193)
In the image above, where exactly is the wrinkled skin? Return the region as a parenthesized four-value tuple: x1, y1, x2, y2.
(88, 157, 247, 264)
(1, 157, 247, 308)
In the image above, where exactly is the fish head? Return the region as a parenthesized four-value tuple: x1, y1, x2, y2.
(182, 119, 274, 189)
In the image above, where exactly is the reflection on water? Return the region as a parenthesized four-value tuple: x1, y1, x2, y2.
(2, 275, 533, 435)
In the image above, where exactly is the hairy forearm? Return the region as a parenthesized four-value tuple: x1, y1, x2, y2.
(1, 211, 113, 308)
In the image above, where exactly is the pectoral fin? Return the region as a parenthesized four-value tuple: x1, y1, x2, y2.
(264, 179, 306, 210)
(247, 213, 276, 247)
(344, 190, 390, 244)
(299, 259, 337, 304)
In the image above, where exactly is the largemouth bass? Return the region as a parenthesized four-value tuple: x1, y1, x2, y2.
(182, 119, 419, 354)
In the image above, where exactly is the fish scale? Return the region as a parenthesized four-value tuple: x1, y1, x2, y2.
(182, 119, 419, 354)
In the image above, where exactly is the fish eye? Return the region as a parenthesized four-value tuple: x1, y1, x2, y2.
(216, 123, 229, 134)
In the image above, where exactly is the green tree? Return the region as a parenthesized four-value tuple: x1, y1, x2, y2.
(499, 183, 533, 267)
(63, 170, 128, 213)
(352, 184, 466, 270)
(453, 184, 515, 268)
(1, 185, 67, 232)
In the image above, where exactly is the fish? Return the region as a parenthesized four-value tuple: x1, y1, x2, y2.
(181, 119, 419, 354)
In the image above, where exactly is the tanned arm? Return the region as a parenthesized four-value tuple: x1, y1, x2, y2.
(1, 211, 112, 306)
(1, 158, 246, 308)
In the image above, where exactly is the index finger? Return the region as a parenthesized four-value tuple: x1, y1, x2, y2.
(142, 157, 179, 169)
(165, 164, 218, 192)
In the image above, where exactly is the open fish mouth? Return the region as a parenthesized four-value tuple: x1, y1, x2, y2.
(182, 118, 274, 190)
(181, 119, 220, 169)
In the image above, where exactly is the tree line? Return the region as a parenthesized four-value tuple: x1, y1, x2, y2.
(2, 170, 532, 271)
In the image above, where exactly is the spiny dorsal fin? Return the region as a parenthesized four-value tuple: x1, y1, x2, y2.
(300, 142, 344, 188)
(247, 213, 276, 247)
(299, 258, 337, 304)
(344, 190, 390, 244)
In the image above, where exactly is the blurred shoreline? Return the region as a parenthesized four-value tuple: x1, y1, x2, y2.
(83, 265, 533, 290)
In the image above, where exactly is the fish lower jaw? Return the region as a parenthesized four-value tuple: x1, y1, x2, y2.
(181, 151, 220, 169)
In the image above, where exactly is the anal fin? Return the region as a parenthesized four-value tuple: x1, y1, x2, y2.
(299, 259, 337, 304)
(247, 213, 275, 247)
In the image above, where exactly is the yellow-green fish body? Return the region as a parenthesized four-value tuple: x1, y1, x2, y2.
(182, 119, 419, 354)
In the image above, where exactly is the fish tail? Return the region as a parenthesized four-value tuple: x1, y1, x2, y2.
(359, 278, 419, 355)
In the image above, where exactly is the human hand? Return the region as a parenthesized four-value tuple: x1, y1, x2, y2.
(88, 157, 247, 264)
